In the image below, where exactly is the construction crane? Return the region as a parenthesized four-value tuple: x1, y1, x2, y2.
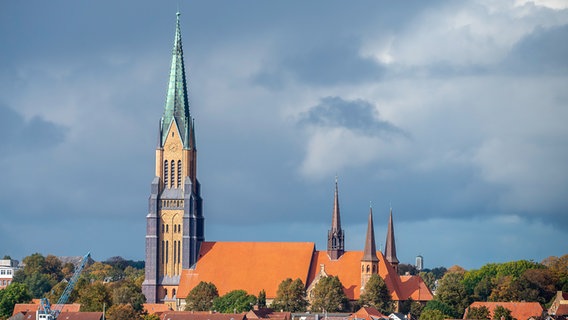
(37, 252, 91, 320)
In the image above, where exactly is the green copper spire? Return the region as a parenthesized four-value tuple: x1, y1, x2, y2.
(161, 12, 192, 148)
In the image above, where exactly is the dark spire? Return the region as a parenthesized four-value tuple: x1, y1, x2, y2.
(384, 207, 399, 266)
(161, 12, 192, 148)
(327, 176, 344, 260)
(362, 206, 379, 262)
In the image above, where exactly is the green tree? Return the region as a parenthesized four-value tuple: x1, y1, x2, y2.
(310, 276, 348, 312)
(423, 300, 458, 319)
(466, 306, 490, 319)
(185, 281, 219, 311)
(509, 268, 557, 303)
(78, 282, 112, 312)
(419, 272, 437, 292)
(359, 274, 393, 314)
(489, 276, 515, 302)
(44, 255, 63, 282)
(24, 272, 54, 298)
(257, 290, 266, 308)
(0, 283, 32, 318)
(435, 271, 469, 318)
(473, 277, 493, 301)
(410, 300, 425, 319)
(106, 304, 139, 320)
(212, 290, 256, 313)
(419, 309, 446, 320)
(492, 305, 514, 320)
(110, 280, 146, 312)
(142, 314, 161, 320)
(271, 278, 308, 312)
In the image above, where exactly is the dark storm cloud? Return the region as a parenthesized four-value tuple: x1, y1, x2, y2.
(0, 103, 67, 153)
(298, 96, 405, 136)
(505, 24, 568, 74)
(253, 38, 386, 88)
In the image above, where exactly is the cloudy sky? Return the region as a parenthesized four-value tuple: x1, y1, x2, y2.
(1, 0, 567, 270)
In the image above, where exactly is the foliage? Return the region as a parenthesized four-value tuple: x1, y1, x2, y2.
(419, 272, 437, 292)
(142, 314, 161, 320)
(258, 289, 266, 308)
(78, 282, 112, 312)
(398, 264, 418, 276)
(23, 272, 54, 298)
(310, 276, 348, 312)
(359, 274, 393, 314)
(492, 305, 514, 320)
(106, 303, 139, 320)
(466, 306, 490, 319)
(434, 271, 469, 318)
(12, 253, 63, 298)
(423, 300, 458, 319)
(110, 280, 146, 311)
(400, 298, 424, 319)
(473, 277, 493, 301)
(419, 309, 447, 320)
(212, 290, 256, 313)
(185, 281, 219, 311)
(0, 283, 32, 319)
(271, 278, 308, 312)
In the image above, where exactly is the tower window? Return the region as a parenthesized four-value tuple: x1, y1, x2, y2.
(166, 241, 169, 263)
(173, 240, 177, 264)
(170, 160, 175, 188)
(177, 160, 182, 187)
(164, 160, 169, 188)
(177, 241, 181, 265)
(166, 224, 169, 233)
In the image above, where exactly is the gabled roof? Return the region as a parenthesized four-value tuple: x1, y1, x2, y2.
(178, 242, 316, 298)
(555, 304, 568, 316)
(159, 312, 246, 320)
(12, 303, 81, 316)
(55, 312, 103, 320)
(349, 306, 388, 320)
(144, 303, 173, 315)
(465, 302, 544, 320)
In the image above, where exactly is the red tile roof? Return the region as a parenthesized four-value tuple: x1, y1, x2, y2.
(465, 302, 543, 320)
(349, 306, 388, 320)
(556, 304, 568, 316)
(178, 242, 433, 303)
(12, 303, 81, 316)
(145, 303, 173, 314)
(10, 312, 102, 320)
(178, 242, 316, 298)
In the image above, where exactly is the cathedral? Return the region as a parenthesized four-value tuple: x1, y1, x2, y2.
(143, 13, 432, 310)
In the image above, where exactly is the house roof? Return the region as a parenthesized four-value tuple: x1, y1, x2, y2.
(9, 312, 101, 320)
(178, 242, 316, 298)
(349, 306, 388, 320)
(159, 312, 246, 320)
(12, 303, 81, 316)
(144, 303, 173, 315)
(465, 302, 544, 320)
(555, 304, 568, 316)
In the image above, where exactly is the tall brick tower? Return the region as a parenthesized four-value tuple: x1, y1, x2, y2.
(142, 12, 204, 304)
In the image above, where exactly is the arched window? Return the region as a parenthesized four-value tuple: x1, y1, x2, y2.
(172, 289, 176, 297)
(166, 241, 169, 263)
(166, 224, 169, 233)
(177, 160, 182, 188)
(366, 265, 370, 272)
(170, 160, 175, 188)
(164, 289, 168, 299)
(164, 160, 169, 188)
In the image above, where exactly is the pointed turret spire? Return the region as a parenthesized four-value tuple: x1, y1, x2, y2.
(384, 207, 400, 269)
(362, 206, 379, 262)
(161, 12, 192, 148)
(327, 176, 344, 260)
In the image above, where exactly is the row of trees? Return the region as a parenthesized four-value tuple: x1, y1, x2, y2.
(185, 274, 397, 315)
(419, 255, 568, 320)
(0, 253, 148, 320)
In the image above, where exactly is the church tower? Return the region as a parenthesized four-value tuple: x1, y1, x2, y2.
(361, 206, 379, 291)
(384, 208, 399, 273)
(142, 12, 204, 304)
(327, 177, 344, 260)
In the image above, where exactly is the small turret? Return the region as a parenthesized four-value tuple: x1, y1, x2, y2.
(361, 206, 379, 291)
(384, 207, 399, 273)
(327, 177, 345, 260)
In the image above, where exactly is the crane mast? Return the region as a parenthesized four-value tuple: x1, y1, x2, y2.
(37, 252, 91, 320)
